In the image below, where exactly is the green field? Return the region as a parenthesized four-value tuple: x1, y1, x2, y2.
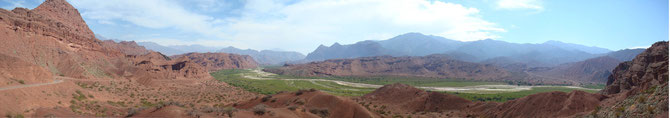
(445, 87, 599, 102)
(211, 69, 374, 96)
(269, 74, 505, 87)
(212, 69, 601, 102)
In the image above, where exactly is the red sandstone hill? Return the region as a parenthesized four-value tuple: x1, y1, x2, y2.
(171, 52, 259, 71)
(0, 0, 259, 117)
(362, 83, 472, 113)
(266, 54, 509, 80)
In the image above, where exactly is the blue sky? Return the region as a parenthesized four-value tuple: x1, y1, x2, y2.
(1, 0, 667, 54)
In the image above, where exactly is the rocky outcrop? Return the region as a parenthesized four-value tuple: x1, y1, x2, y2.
(125, 52, 210, 83)
(171, 52, 258, 71)
(267, 54, 509, 80)
(601, 41, 668, 95)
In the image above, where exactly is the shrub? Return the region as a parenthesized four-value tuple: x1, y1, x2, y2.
(287, 105, 298, 111)
(637, 96, 646, 103)
(309, 108, 329, 118)
(261, 95, 273, 102)
(647, 105, 655, 114)
(252, 104, 268, 115)
(222, 107, 236, 117)
(295, 91, 304, 96)
(18, 80, 24, 84)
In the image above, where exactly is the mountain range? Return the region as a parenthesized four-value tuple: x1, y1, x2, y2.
(305, 32, 615, 67)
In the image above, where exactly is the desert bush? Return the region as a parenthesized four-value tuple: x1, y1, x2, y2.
(309, 108, 330, 118)
(295, 91, 304, 96)
(647, 105, 656, 114)
(295, 99, 305, 105)
(637, 96, 647, 103)
(252, 104, 268, 115)
(287, 105, 298, 111)
(261, 95, 273, 102)
(222, 107, 237, 117)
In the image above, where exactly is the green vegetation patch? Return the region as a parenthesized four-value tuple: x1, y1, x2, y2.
(270, 74, 505, 87)
(211, 69, 373, 96)
(446, 87, 599, 102)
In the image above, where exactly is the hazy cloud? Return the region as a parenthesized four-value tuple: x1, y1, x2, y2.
(496, 0, 543, 11)
(71, 0, 505, 53)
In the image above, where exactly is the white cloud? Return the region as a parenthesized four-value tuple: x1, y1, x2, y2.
(496, 0, 543, 11)
(70, 0, 505, 53)
(627, 46, 649, 49)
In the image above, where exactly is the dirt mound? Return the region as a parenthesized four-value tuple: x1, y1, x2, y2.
(363, 83, 472, 115)
(171, 52, 259, 71)
(482, 91, 606, 117)
(129, 105, 192, 118)
(32, 107, 82, 117)
(0, 54, 53, 87)
(266, 54, 509, 80)
(234, 90, 377, 118)
(602, 41, 669, 95)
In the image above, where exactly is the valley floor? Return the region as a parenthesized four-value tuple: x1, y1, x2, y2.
(212, 68, 601, 102)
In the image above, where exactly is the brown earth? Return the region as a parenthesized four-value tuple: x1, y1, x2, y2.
(231, 90, 378, 118)
(0, 53, 53, 87)
(172, 52, 259, 72)
(481, 91, 607, 117)
(266, 54, 509, 80)
(362, 83, 472, 113)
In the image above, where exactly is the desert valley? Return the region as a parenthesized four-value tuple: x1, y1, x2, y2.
(0, 0, 668, 118)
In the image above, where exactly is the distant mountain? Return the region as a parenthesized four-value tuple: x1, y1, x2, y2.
(454, 39, 599, 67)
(305, 41, 397, 61)
(531, 56, 621, 83)
(218, 46, 305, 65)
(305, 33, 611, 67)
(170, 44, 219, 53)
(605, 48, 645, 61)
(377, 32, 465, 56)
(542, 40, 612, 54)
(520, 49, 645, 84)
(136, 42, 186, 56)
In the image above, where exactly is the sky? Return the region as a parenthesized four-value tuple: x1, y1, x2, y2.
(1, 0, 667, 54)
